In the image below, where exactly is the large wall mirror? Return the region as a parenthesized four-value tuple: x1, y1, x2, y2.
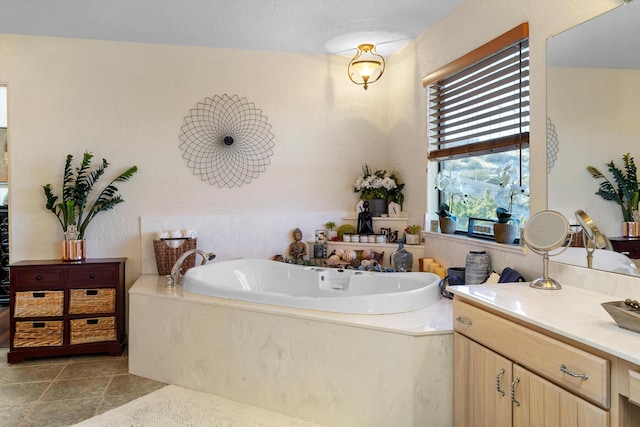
(547, 0, 640, 276)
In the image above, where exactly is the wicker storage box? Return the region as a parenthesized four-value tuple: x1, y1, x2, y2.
(14, 291, 64, 318)
(14, 320, 63, 347)
(153, 238, 197, 276)
(70, 316, 116, 345)
(68, 288, 116, 314)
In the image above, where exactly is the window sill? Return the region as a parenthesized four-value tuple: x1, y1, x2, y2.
(423, 231, 527, 255)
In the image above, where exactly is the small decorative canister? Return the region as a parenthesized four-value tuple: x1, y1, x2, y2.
(376, 234, 386, 244)
(352, 234, 360, 243)
(343, 234, 351, 242)
(361, 234, 369, 243)
(465, 250, 491, 285)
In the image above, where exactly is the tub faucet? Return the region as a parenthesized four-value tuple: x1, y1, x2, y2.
(169, 249, 216, 286)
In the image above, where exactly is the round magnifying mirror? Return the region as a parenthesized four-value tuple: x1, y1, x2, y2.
(575, 209, 608, 249)
(523, 210, 571, 290)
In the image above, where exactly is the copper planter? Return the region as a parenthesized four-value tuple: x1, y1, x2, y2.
(62, 240, 86, 262)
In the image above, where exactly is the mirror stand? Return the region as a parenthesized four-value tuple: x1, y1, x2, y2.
(523, 210, 572, 291)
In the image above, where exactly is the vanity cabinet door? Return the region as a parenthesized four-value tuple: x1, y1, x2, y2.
(454, 333, 512, 427)
(513, 364, 607, 427)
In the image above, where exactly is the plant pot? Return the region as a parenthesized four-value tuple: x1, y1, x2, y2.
(365, 198, 388, 217)
(405, 234, 421, 245)
(439, 217, 457, 234)
(62, 240, 86, 261)
(494, 223, 518, 244)
(622, 221, 640, 238)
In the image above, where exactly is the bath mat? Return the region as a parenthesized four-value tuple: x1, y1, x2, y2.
(72, 384, 323, 427)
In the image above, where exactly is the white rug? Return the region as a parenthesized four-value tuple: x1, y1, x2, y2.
(73, 385, 324, 427)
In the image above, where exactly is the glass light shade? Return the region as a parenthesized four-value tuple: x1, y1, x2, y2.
(348, 44, 385, 90)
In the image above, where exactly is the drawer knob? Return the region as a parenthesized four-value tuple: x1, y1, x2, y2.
(89, 273, 96, 279)
(455, 316, 472, 326)
(36, 275, 43, 281)
(560, 364, 589, 380)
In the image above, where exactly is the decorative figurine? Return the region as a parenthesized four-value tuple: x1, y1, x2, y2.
(357, 201, 375, 235)
(288, 228, 307, 260)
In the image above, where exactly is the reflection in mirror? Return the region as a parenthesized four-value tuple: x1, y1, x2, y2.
(547, 0, 640, 276)
(523, 210, 572, 290)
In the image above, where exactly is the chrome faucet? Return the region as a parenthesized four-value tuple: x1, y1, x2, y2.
(169, 249, 216, 286)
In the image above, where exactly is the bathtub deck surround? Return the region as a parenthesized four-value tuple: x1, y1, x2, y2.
(129, 275, 453, 427)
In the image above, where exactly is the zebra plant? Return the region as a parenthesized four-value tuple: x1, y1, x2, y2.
(587, 153, 639, 222)
(42, 151, 138, 240)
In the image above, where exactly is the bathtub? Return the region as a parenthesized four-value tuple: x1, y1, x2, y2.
(129, 267, 453, 426)
(181, 258, 441, 314)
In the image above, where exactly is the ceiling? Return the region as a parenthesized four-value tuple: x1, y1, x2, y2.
(0, 0, 463, 57)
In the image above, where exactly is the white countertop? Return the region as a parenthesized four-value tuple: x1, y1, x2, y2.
(450, 283, 640, 366)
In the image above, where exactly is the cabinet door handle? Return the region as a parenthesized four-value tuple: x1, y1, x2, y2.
(560, 364, 589, 380)
(511, 377, 520, 407)
(495, 367, 506, 396)
(455, 316, 472, 326)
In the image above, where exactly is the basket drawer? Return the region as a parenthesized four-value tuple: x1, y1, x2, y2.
(70, 317, 116, 345)
(13, 320, 63, 348)
(68, 288, 116, 314)
(14, 291, 64, 317)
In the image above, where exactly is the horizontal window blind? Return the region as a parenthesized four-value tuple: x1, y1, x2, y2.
(427, 26, 529, 161)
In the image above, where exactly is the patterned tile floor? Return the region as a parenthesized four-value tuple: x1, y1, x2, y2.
(0, 347, 165, 426)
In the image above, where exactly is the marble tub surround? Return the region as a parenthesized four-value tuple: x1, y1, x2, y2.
(449, 283, 640, 365)
(129, 275, 454, 427)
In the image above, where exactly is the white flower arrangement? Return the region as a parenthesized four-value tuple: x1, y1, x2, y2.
(354, 164, 404, 204)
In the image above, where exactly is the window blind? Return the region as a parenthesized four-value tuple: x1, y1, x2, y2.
(426, 25, 529, 161)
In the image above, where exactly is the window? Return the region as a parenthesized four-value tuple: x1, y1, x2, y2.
(423, 24, 530, 234)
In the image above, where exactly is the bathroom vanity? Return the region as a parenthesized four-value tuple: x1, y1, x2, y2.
(451, 284, 640, 427)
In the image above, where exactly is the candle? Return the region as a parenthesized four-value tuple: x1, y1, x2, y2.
(435, 267, 446, 279)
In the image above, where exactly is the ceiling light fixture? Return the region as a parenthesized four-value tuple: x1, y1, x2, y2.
(348, 43, 385, 90)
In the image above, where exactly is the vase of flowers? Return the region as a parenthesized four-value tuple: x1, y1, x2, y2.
(42, 151, 138, 261)
(587, 153, 640, 237)
(434, 170, 468, 233)
(494, 161, 528, 244)
(354, 164, 404, 217)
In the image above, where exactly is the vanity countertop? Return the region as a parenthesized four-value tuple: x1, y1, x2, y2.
(450, 283, 640, 365)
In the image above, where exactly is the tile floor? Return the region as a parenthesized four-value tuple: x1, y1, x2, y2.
(0, 347, 166, 427)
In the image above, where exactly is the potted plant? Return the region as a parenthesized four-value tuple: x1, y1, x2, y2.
(587, 153, 640, 237)
(493, 161, 527, 244)
(404, 224, 422, 245)
(437, 203, 457, 234)
(494, 207, 519, 244)
(324, 221, 338, 241)
(354, 164, 404, 217)
(42, 151, 138, 260)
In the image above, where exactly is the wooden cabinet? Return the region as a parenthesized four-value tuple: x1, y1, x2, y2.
(453, 299, 609, 427)
(609, 237, 640, 259)
(8, 258, 126, 363)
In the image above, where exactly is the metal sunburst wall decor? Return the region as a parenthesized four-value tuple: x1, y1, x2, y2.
(179, 94, 275, 188)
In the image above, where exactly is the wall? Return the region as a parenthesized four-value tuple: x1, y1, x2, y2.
(0, 34, 407, 286)
(385, 0, 624, 279)
(2, 0, 635, 292)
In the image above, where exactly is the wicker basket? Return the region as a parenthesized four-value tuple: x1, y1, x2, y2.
(70, 316, 116, 345)
(14, 320, 63, 347)
(68, 288, 116, 314)
(14, 291, 64, 318)
(153, 238, 197, 276)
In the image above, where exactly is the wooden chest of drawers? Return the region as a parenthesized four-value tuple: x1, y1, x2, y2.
(8, 258, 126, 363)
